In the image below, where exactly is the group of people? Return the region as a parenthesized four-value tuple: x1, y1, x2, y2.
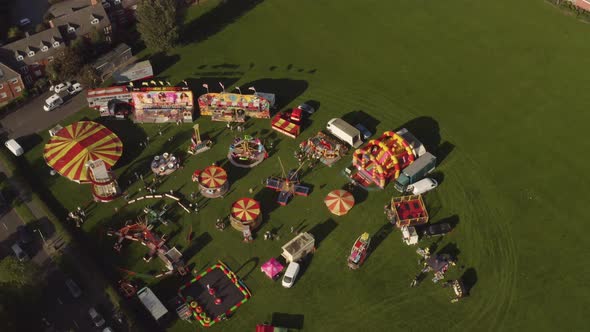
(67, 206, 87, 228)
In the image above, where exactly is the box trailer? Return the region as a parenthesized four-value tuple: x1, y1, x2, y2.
(112, 60, 154, 83)
(394, 152, 437, 193)
(281, 232, 315, 263)
(326, 118, 363, 148)
(137, 287, 168, 321)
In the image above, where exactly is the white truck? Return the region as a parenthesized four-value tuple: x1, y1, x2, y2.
(281, 232, 315, 263)
(137, 287, 168, 321)
(326, 118, 363, 148)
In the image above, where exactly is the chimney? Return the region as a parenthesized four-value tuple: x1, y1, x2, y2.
(49, 19, 55, 28)
(25, 32, 30, 38)
(91, 0, 98, 6)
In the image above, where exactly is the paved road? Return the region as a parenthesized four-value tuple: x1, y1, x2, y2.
(10, 0, 49, 27)
(0, 91, 87, 139)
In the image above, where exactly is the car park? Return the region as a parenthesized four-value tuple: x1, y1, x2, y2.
(355, 123, 373, 140)
(88, 307, 106, 327)
(65, 278, 82, 298)
(53, 82, 71, 93)
(16, 225, 33, 245)
(282, 262, 301, 288)
(11, 243, 29, 262)
(67, 82, 83, 95)
(297, 103, 315, 115)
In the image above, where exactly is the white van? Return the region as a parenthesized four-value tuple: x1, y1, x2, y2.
(88, 307, 105, 328)
(11, 243, 29, 262)
(407, 178, 438, 195)
(4, 139, 24, 156)
(326, 118, 363, 148)
(43, 94, 64, 112)
(282, 262, 301, 288)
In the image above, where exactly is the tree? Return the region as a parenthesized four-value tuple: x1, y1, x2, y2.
(33, 77, 49, 94)
(46, 47, 83, 82)
(0, 256, 38, 287)
(136, 0, 180, 53)
(78, 65, 101, 89)
(7, 26, 23, 41)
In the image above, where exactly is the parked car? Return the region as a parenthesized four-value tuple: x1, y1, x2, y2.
(43, 94, 64, 112)
(103, 327, 114, 332)
(11, 243, 29, 262)
(282, 262, 301, 288)
(18, 18, 31, 27)
(406, 178, 438, 195)
(423, 222, 452, 237)
(355, 123, 372, 140)
(88, 307, 105, 328)
(108, 99, 132, 118)
(53, 82, 71, 93)
(67, 82, 83, 95)
(16, 225, 33, 245)
(297, 103, 315, 115)
(4, 139, 24, 156)
(65, 278, 82, 298)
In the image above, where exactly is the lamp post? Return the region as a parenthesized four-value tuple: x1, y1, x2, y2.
(34, 228, 47, 246)
(248, 86, 256, 94)
(235, 86, 242, 95)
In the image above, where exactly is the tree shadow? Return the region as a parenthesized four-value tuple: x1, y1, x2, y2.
(308, 219, 338, 248)
(240, 78, 308, 110)
(271, 312, 304, 330)
(181, 0, 266, 44)
(461, 268, 478, 295)
(140, 52, 181, 77)
(235, 256, 259, 281)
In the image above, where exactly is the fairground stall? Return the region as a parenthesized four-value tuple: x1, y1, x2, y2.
(132, 86, 194, 123)
(296, 132, 348, 167)
(229, 198, 262, 232)
(198, 92, 271, 122)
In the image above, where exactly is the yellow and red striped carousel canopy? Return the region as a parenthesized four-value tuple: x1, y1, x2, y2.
(324, 189, 355, 216)
(43, 121, 123, 183)
(199, 165, 228, 189)
(231, 198, 261, 222)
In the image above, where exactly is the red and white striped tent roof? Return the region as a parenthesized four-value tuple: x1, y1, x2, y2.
(324, 189, 355, 216)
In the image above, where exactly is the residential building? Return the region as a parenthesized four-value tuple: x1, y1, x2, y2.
(0, 63, 25, 105)
(0, 28, 65, 86)
(49, 3, 113, 43)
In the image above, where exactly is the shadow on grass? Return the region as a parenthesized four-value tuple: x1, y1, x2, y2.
(341, 110, 380, 134)
(137, 52, 181, 78)
(235, 256, 259, 281)
(308, 219, 338, 248)
(183, 231, 213, 261)
(181, 0, 266, 45)
(93, 118, 148, 170)
(369, 222, 394, 256)
(271, 312, 305, 330)
(461, 267, 478, 295)
(437, 242, 460, 260)
(241, 78, 309, 110)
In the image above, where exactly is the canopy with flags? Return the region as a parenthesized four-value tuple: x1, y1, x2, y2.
(198, 165, 227, 189)
(260, 257, 284, 279)
(43, 121, 123, 183)
(324, 189, 355, 216)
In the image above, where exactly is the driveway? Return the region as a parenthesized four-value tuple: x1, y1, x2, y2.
(10, 0, 49, 27)
(0, 91, 87, 139)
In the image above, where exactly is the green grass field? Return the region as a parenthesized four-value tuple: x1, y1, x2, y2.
(21, 0, 590, 331)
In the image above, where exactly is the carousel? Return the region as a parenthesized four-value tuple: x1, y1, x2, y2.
(192, 165, 229, 198)
(296, 132, 348, 167)
(43, 121, 123, 183)
(229, 198, 262, 232)
(324, 189, 355, 216)
(227, 135, 267, 168)
(151, 152, 180, 176)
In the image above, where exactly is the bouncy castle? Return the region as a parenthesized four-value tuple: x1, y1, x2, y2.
(352, 131, 415, 188)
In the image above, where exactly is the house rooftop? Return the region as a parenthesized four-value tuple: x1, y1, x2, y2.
(0, 28, 64, 67)
(51, 4, 111, 41)
(0, 62, 21, 81)
(48, 0, 92, 18)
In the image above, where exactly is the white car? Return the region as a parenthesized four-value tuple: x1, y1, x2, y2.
(88, 307, 105, 328)
(67, 82, 83, 95)
(43, 94, 63, 112)
(407, 178, 438, 195)
(281, 262, 301, 288)
(297, 103, 315, 115)
(53, 82, 71, 93)
(18, 18, 31, 27)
